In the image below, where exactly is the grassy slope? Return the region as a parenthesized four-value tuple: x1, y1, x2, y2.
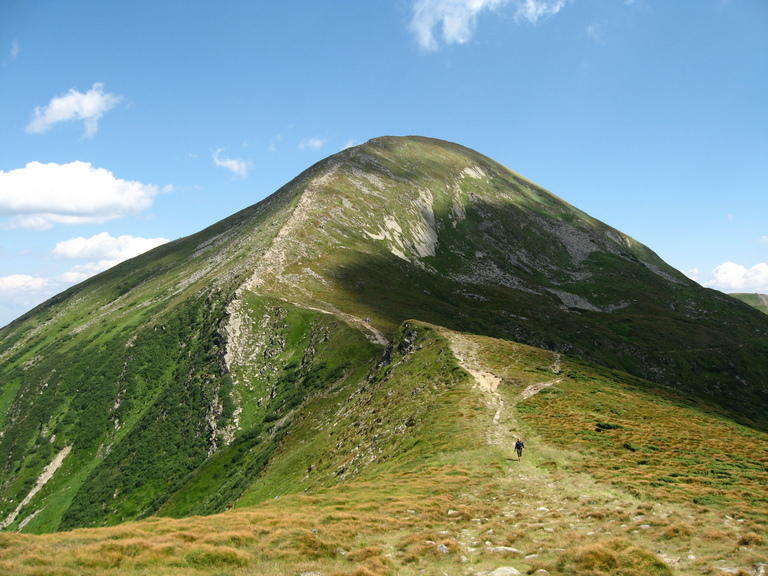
(731, 293, 768, 315)
(0, 174, 312, 533)
(156, 296, 379, 519)
(0, 322, 764, 576)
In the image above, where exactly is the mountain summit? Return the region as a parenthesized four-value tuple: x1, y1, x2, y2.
(220, 136, 766, 413)
(1, 136, 766, 534)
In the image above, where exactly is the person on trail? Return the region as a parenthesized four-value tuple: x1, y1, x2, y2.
(514, 438, 524, 460)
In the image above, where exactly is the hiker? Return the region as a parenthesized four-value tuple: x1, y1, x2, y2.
(514, 438, 524, 460)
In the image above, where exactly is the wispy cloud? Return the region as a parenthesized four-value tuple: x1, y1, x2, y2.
(11, 40, 19, 60)
(212, 149, 252, 178)
(268, 134, 282, 152)
(0, 161, 168, 230)
(705, 261, 768, 293)
(410, 0, 567, 51)
(26, 82, 122, 138)
(515, 0, 567, 23)
(586, 23, 606, 44)
(298, 137, 327, 151)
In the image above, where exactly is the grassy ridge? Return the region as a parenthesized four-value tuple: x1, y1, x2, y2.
(0, 322, 764, 575)
(247, 136, 768, 429)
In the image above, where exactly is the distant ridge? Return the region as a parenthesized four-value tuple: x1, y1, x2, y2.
(731, 292, 768, 315)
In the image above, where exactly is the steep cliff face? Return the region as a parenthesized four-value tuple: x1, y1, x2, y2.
(1, 136, 767, 534)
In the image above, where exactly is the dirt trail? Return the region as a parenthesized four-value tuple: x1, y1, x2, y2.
(445, 331, 562, 446)
(520, 376, 562, 400)
(441, 332, 761, 576)
(444, 332, 509, 445)
(294, 302, 389, 347)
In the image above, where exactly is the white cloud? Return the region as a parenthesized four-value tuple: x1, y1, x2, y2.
(0, 161, 167, 230)
(53, 233, 168, 284)
(212, 149, 252, 178)
(52, 232, 169, 260)
(0, 275, 52, 325)
(342, 139, 359, 150)
(0, 274, 48, 293)
(705, 262, 768, 293)
(410, 0, 566, 50)
(11, 40, 20, 60)
(26, 82, 122, 138)
(298, 137, 327, 151)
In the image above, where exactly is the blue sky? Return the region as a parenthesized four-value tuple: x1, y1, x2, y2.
(1, 0, 766, 327)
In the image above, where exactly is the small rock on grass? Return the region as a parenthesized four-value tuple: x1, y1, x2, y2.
(487, 546, 523, 555)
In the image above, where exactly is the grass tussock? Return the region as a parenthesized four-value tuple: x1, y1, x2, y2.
(737, 533, 765, 547)
(184, 544, 251, 568)
(555, 537, 673, 576)
(659, 523, 694, 540)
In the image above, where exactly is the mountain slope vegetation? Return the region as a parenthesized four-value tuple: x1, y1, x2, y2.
(0, 135, 766, 574)
(0, 322, 765, 575)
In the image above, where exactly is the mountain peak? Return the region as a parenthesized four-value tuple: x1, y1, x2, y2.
(235, 135, 678, 314)
(1, 136, 767, 535)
